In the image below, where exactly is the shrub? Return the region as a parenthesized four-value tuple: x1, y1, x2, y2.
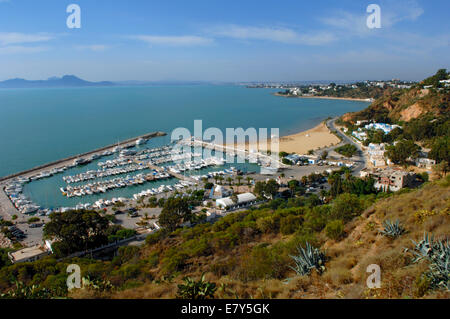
(145, 230, 166, 245)
(325, 220, 345, 240)
(330, 193, 363, 222)
(176, 274, 216, 299)
(280, 215, 303, 235)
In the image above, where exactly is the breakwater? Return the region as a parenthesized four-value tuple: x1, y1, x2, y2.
(0, 131, 167, 183)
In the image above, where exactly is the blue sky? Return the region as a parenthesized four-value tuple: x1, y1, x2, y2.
(0, 0, 449, 82)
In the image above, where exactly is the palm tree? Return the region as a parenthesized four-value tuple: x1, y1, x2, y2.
(246, 176, 252, 186)
(301, 176, 307, 186)
(213, 175, 219, 184)
(227, 177, 233, 185)
(236, 176, 243, 186)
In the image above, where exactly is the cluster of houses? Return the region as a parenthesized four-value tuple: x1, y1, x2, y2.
(283, 154, 355, 169)
(249, 79, 415, 97)
(206, 184, 258, 211)
(352, 122, 402, 141)
(423, 79, 450, 89)
(360, 167, 419, 192)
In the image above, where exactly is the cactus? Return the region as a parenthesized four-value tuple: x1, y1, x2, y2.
(406, 233, 449, 290)
(0, 281, 53, 299)
(289, 242, 326, 276)
(177, 273, 217, 299)
(380, 220, 406, 238)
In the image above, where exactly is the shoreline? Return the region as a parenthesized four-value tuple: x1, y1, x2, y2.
(226, 120, 341, 155)
(273, 92, 373, 102)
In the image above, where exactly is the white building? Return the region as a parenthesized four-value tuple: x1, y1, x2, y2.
(364, 123, 401, 135)
(216, 193, 257, 210)
(415, 157, 436, 169)
(368, 143, 387, 167)
(352, 130, 367, 141)
(8, 245, 50, 264)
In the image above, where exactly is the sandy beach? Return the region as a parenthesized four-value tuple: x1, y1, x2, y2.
(226, 121, 341, 155)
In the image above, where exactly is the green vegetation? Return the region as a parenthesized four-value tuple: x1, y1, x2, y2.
(176, 274, 217, 299)
(44, 210, 110, 257)
(407, 233, 449, 290)
(386, 140, 420, 166)
(289, 242, 326, 276)
(158, 197, 192, 232)
(253, 180, 280, 199)
(334, 144, 357, 158)
(27, 217, 40, 224)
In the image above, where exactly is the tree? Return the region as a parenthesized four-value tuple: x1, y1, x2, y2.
(265, 179, 280, 199)
(321, 151, 328, 160)
(301, 176, 307, 186)
(253, 180, 279, 199)
(43, 210, 110, 256)
(429, 137, 449, 164)
(158, 197, 192, 232)
(433, 160, 449, 178)
(236, 176, 243, 186)
(386, 140, 420, 166)
(226, 177, 233, 185)
(330, 193, 363, 222)
(288, 180, 300, 197)
(335, 144, 358, 158)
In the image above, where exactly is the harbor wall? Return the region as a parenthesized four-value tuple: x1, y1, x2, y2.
(0, 131, 167, 183)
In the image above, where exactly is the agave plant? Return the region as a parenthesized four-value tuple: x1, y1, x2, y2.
(380, 219, 406, 238)
(406, 233, 449, 290)
(289, 242, 326, 276)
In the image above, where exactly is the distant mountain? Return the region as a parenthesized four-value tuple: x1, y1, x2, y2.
(0, 75, 115, 88)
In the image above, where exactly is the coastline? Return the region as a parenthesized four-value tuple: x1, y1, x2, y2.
(273, 92, 373, 102)
(226, 121, 341, 155)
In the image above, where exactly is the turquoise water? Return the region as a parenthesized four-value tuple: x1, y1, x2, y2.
(0, 85, 369, 177)
(0, 85, 369, 209)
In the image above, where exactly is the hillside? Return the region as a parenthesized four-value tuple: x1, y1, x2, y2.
(69, 177, 449, 299)
(343, 70, 450, 124)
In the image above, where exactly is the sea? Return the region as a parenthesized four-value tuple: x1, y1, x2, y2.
(0, 85, 369, 209)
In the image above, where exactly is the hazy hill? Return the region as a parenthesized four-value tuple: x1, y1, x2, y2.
(0, 75, 115, 88)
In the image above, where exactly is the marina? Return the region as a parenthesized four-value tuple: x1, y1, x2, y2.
(0, 134, 263, 217)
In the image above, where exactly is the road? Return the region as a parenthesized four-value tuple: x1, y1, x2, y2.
(324, 118, 368, 176)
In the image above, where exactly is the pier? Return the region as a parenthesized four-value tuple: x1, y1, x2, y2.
(0, 131, 166, 183)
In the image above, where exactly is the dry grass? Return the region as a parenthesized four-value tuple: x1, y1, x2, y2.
(78, 179, 449, 299)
